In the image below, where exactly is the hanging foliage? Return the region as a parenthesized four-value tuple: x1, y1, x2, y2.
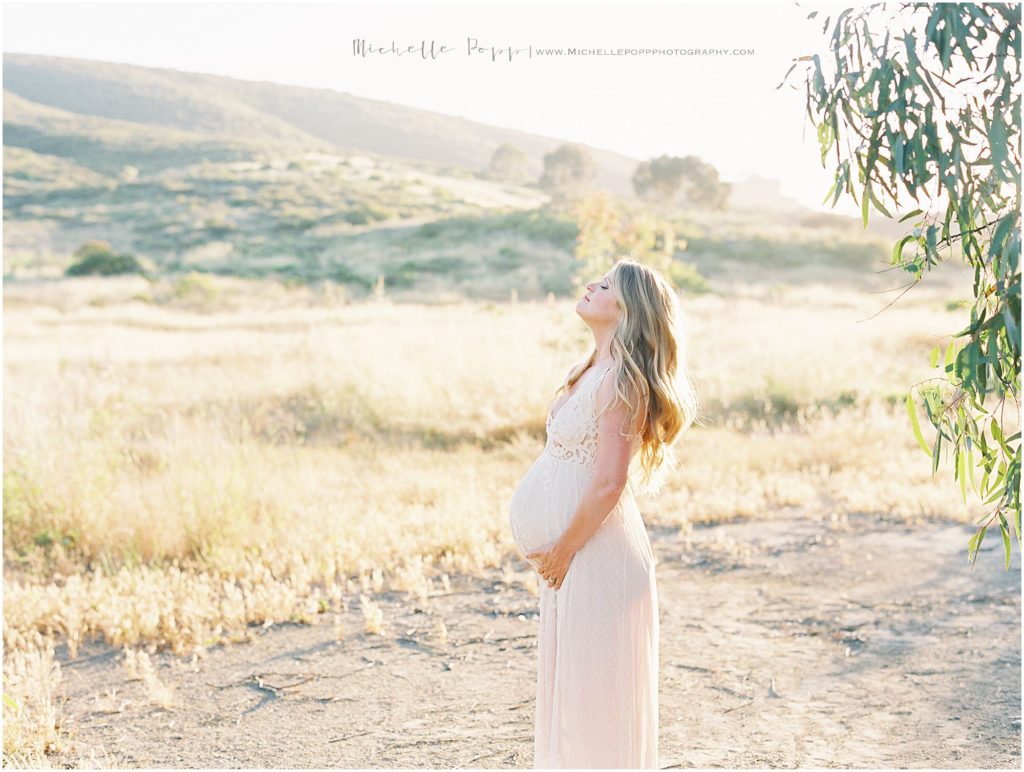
(780, 3, 1021, 566)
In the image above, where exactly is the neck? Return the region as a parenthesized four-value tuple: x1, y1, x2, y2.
(592, 331, 615, 364)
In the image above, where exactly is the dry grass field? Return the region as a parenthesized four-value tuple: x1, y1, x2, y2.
(3, 263, 1018, 767)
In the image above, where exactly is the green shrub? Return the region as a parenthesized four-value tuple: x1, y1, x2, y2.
(817, 389, 859, 412)
(204, 218, 236, 237)
(728, 379, 801, 425)
(171, 271, 220, 303)
(667, 260, 710, 294)
(382, 260, 418, 288)
(420, 256, 468, 274)
(275, 217, 317, 232)
(341, 205, 392, 226)
(417, 221, 444, 239)
(327, 263, 372, 288)
(65, 240, 145, 276)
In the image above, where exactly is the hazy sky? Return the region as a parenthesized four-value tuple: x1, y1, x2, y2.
(4, 0, 865, 215)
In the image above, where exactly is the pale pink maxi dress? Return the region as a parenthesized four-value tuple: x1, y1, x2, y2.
(508, 361, 659, 768)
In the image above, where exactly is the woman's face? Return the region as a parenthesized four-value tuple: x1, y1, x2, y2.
(577, 271, 620, 324)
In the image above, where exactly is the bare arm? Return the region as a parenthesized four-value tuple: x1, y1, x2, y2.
(555, 371, 637, 556)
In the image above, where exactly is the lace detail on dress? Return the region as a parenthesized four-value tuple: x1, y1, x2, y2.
(544, 363, 613, 466)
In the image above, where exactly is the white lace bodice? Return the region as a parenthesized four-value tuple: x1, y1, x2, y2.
(544, 362, 615, 466)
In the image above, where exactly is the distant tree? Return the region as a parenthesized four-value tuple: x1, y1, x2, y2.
(632, 154, 731, 209)
(781, 3, 1021, 566)
(65, 240, 145, 277)
(632, 156, 686, 200)
(486, 143, 531, 184)
(678, 157, 731, 209)
(631, 162, 656, 200)
(539, 143, 596, 206)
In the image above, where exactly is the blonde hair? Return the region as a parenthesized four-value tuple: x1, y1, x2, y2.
(558, 257, 703, 494)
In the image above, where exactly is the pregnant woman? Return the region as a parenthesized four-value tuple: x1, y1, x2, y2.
(508, 257, 701, 769)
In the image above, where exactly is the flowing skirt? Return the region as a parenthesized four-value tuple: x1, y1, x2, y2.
(510, 452, 659, 768)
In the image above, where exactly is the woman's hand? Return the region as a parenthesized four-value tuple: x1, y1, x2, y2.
(525, 540, 577, 591)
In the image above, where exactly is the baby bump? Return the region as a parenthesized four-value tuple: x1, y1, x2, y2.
(508, 455, 584, 555)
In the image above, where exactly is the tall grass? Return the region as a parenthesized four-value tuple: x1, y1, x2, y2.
(3, 267, 1002, 762)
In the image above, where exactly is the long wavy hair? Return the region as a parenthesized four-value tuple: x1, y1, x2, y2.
(556, 257, 703, 494)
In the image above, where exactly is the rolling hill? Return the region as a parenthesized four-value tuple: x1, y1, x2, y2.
(3, 52, 907, 296)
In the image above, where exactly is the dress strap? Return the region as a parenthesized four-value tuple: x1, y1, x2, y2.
(588, 360, 616, 408)
(592, 359, 615, 385)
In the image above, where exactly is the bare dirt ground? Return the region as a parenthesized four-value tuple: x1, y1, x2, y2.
(50, 512, 1021, 769)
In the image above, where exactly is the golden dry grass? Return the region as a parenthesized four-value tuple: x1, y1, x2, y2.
(3, 268, 1004, 764)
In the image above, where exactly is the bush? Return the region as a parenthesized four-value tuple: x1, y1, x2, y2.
(728, 379, 801, 426)
(171, 272, 220, 303)
(342, 205, 391, 226)
(419, 256, 468, 274)
(204, 218, 236, 237)
(65, 240, 145, 277)
(275, 217, 317, 232)
(327, 263, 372, 288)
(382, 260, 418, 288)
(417, 221, 444, 239)
(667, 260, 710, 294)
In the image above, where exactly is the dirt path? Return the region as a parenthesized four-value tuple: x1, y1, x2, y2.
(52, 512, 1020, 768)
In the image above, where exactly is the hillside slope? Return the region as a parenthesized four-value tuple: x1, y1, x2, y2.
(3, 52, 638, 193)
